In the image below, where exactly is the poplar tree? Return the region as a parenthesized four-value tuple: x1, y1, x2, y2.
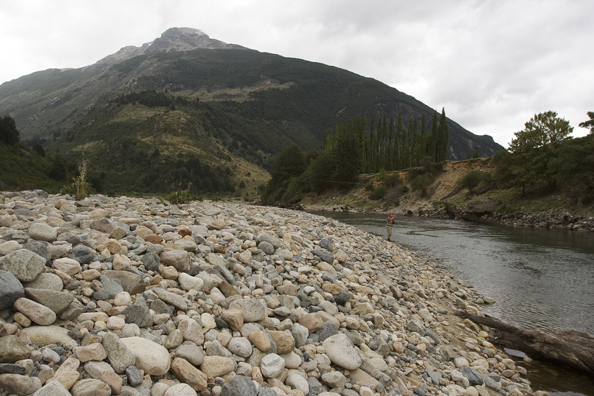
(438, 108, 449, 161)
(388, 114, 395, 170)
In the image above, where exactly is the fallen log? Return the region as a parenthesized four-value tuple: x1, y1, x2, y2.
(456, 311, 594, 376)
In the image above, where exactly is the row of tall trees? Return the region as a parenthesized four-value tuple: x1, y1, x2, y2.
(323, 109, 449, 173)
(262, 110, 450, 203)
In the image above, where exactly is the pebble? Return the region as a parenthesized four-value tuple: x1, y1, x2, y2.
(0, 191, 536, 396)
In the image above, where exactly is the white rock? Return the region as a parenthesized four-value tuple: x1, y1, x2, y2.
(455, 356, 470, 368)
(286, 373, 309, 395)
(53, 258, 81, 276)
(323, 334, 362, 370)
(0, 240, 21, 256)
(178, 273, 204, 291)
(120, 337, 171, 376)
(113, 292, 132, 306)
(163, 383, 198, 396)
(261, 353, 285, 378)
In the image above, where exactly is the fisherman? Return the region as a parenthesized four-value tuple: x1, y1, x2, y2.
(386, 213, 397, 240)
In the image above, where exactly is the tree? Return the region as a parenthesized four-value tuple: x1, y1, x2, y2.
(32, 143, 45, 157)
(506, 111, 573, 192)
(0, 115, 20, 145)
(509, 111, 573, 153)
(261, 143, 306, 202)
(437, 108, 449, 162)
(331, 124, 362, 188)
(578, 111, 594, 134)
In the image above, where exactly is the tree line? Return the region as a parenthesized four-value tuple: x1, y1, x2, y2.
(324, 109, 449, 173)
(262, 109, 449, 203)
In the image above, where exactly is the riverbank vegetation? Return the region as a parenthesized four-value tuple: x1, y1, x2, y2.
(261, 110, 450, 204)
(265, 111, 594, 223)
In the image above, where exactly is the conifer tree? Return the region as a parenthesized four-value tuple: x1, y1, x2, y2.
(438, 108, 449, 161)
(388, 114, 395, 170)
(431, 111, 439, 162)
(396, 111, 404, 169)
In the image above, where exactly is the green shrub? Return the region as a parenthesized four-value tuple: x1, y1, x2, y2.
(384, 173, 400, 187)
(369, 185, 388, 200)
(167, 190, 196, 204)
(364, 181, 374, 191)
(459, 171, 493, 193)
(376, 168, 388, 182)
(410, 172, 435, 196)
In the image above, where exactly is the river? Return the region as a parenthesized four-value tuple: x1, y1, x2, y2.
(311, 211, 594, 396)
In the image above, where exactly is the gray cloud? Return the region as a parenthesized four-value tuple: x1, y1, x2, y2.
(1, 0, 592, 147)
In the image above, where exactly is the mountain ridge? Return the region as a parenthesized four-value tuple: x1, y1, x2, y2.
(0, 28, 505, 196)
(90, 27, 246, 72)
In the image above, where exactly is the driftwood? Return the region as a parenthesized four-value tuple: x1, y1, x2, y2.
(456, 311, 594, 376)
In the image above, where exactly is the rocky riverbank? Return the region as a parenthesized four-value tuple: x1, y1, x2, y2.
(419, 205, 594, 232)
(0, 190, 541, 396)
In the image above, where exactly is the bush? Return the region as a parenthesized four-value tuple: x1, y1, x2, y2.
(384, 187, 401, 207)
(370, 185, 388, 200)
(281, 177, 305, 204)
(384, 173, 400, 188)
(72, 161, 91, 200)
(376, 168, 388, 182)
(459, 171, 493, 193)
(364, 181, 374, 191)
(410, 172, 435, 196)
(167, 190, 196, 204)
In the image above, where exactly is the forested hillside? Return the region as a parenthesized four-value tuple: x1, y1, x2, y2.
(0, 28, 505, 196)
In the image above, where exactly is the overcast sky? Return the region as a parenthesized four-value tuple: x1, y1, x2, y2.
(1, 0, 592, 147)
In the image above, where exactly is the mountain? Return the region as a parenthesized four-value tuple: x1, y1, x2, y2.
(0, 28, 504, 196)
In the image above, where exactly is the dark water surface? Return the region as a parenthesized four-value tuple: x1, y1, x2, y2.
(312, 211, 594, 395)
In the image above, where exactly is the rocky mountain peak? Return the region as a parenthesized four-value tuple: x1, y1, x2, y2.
(145, 27, 242, 54)
(91, 27, 244, 70)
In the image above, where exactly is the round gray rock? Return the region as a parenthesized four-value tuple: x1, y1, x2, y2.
(221, 374, 257, 396)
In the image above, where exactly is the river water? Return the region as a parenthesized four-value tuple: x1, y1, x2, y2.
(311, 211, 594, 396)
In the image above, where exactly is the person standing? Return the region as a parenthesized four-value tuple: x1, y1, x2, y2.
(386, 213, 397, 240)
